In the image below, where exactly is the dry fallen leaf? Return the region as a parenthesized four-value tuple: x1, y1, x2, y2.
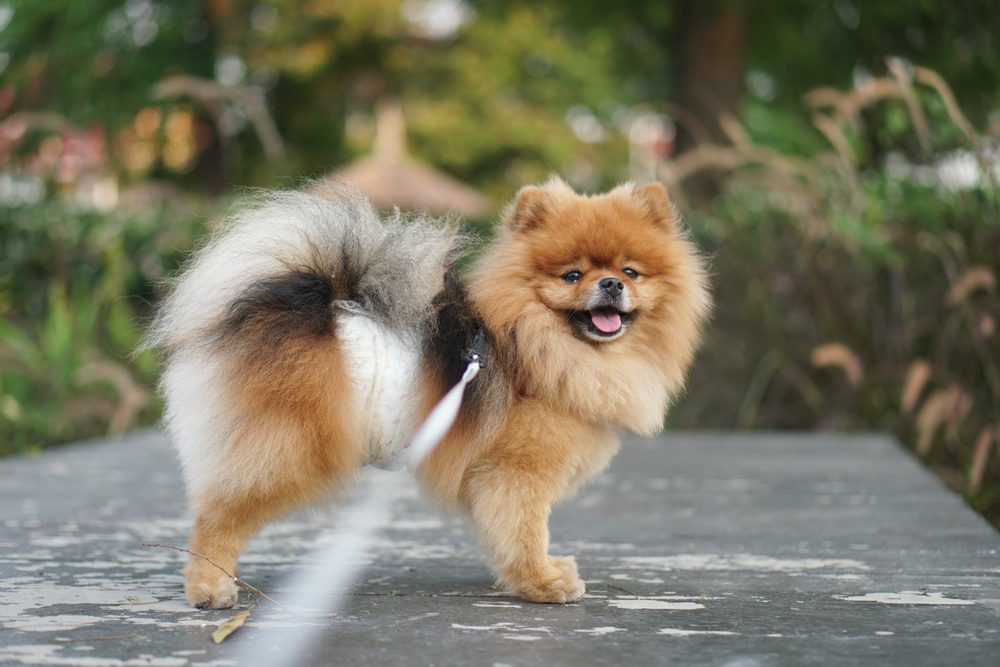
(212, 609, 251, 644)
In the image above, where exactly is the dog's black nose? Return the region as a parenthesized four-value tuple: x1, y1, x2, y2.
(599, 277, 624, 294)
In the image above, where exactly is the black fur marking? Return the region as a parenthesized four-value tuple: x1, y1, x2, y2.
(217, 270, 337, 346)
(425, 269, 498, 419)
(426, 271, 484, 382)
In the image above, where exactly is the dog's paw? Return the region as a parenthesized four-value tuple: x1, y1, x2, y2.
(185, 571, 239, 610)
(508, 556, 586, 604)
(550, 555, 580, 579)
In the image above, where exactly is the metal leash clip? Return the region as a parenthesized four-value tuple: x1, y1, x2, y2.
(463, 327, 488, 369)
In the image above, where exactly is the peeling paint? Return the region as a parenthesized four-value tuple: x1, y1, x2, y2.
(452, 622, 552, 635)
(574, 627, 626, 636)
(839, 592, 976, 606)
(3, 431, 999, 663)
(648, 595, 723, 601)
(657, 628, 738, 637)
(0, 645, 190, 666)
(622, 554, 869, 573)
(608, 599, 704, 610)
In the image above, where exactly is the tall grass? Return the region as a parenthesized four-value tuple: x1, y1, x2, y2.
(667, 63, 1000, 526)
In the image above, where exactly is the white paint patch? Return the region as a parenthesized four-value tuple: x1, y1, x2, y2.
(452, 622, 551, 635)
(501, 635, 541, 641)
(574, 627, 626, 636)
(875, 631, 895, 636)
(0, 582, 149, 632)
(0, 644, 189, 665)
(608, 599, 704, 611)
(622, 554, 869, 573)
(403, 612, 440, 623)
(560, 541, 637, 551)
(647, 595, 722, 601)
(2, 614, 105, 632)
(473, 602, 523, 608)
(29, 536, 82, 548)
(658, 628, 738, 637)
(839, 591, 975, 606)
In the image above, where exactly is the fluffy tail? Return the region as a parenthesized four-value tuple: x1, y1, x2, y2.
(145, 183, 463, 357)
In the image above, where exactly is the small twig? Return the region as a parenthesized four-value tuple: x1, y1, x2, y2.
(606, 583, 641, 599)
(143, 543, 286, 611)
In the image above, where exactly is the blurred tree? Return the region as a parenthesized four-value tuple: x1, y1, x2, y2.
(0, 0, 212, 130)
(673, 0, 748, 152)
(1, 0, 999, 193)
(747, 0, 1000, 119)
(208, 0, 629, 193)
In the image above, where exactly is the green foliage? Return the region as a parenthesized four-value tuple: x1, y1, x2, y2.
(0, 0, 211, 131)
(405, 3, 629, 193)
(0, 200, 209, 454)
(747, 0, 1000, 122)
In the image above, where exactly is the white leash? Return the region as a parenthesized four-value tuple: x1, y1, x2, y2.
(405, 360, 479, 467)
(231, 352, 483, 665)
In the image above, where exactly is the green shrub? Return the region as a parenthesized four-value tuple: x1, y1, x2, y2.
(0, 200, 209, 454)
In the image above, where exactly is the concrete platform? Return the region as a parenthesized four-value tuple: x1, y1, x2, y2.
(1, 431, 998, 666)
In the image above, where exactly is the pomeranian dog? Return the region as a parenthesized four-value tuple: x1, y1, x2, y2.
(146, 177, 709, 608)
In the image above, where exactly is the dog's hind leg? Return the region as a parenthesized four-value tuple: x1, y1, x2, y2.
(178, 362, 364, 609)
(185, 490, 275, 609)
(182, 419, 361, 610)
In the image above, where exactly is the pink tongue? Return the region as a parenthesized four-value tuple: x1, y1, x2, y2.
(590, 310, 622, 333)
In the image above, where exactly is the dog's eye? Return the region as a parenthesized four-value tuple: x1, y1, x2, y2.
(561, 270, 582, 284)
(623, 267, 640, 280)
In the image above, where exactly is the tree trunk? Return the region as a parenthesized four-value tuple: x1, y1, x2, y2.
(673, 1, 748, 198)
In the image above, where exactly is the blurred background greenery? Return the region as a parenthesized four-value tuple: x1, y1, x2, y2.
(0, 0, 998, 525)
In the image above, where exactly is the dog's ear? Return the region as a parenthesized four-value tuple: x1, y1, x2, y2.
(632, 182, 676, 229)
(504, 185, 549, 232)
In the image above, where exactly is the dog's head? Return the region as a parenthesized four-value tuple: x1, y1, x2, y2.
(500, 177, 698, 346)
(469, 177, 710, 433)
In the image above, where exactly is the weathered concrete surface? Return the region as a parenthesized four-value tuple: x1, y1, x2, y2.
(1, 431, 998, 666)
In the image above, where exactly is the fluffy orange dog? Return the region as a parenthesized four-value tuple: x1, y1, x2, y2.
(147, 177, 709, 608)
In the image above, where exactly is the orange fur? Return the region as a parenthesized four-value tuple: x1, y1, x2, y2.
(183, 335, 365, 608)
(180, 179, 709, 608)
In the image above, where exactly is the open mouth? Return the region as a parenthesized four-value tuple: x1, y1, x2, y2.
(568, 307, 635, 341)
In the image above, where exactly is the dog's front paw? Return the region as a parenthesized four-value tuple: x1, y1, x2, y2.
(185, 567, 239, 610)
(507, 556, 586, 604)
(550, 555, 580, 580)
